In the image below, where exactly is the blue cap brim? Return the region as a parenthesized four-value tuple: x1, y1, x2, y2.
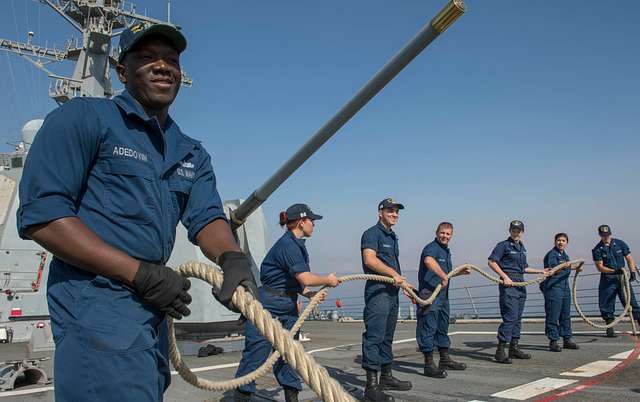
(119, 24, 187, 62)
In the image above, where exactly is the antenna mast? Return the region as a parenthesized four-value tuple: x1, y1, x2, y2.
(0, 0, 192, 104)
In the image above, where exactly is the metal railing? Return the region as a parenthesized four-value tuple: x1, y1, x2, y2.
(304, 266, 631, 321)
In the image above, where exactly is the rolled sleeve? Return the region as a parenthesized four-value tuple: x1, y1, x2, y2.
(543, 252, 560, 268)
(543, 252, 558, 269)
(489, 243, 504, 262)
(182, 152, 227, 244)
(620, 241, 631, 256)
(17, 99, 100, 239)
(361, 229, 378, 252)
(592, 248, 603, 261)
(283, 247, 310, 275)
(423, 243, 439, 259)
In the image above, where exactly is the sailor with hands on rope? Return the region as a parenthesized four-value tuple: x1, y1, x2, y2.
(416, 222, 470, 378)
(233, 204, 339, 402)
(488, 220, 549, 364)
(541, 233, 580, 352)
(591, 224, 640, 338)
(16, 23, 257, 402)
(360, 198, 413, 402)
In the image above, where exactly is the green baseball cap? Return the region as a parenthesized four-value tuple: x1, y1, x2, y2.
(117, 22, 187, 63)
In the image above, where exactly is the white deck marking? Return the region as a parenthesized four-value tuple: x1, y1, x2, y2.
(560, 360, 622, 377)
(0, 386, 54, 398)
(490, 377, 578, 400)
(0, 330, 624, 398)
(608, 349, 634, 360)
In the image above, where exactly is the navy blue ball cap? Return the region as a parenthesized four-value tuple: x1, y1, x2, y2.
(118, 22, 187, 63)
(285, 204, 322, 221)
(509, 220, 525, 231)
(598, 224, 612, 236)
(378, 198, 405, 211)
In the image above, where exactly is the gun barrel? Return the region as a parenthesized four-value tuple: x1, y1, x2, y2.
(231, 0, 465, 226)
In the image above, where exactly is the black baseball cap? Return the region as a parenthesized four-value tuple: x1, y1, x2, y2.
(378, 198, 405, 211)
(117, 22, 187, 63)
(598, 224, 612, 236)
(285, 204, 323, 221)
(509, 220, 525, 231)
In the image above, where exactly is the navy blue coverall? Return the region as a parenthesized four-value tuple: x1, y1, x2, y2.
(489, 239, 529, 343)
(591, 239, 640, 321)
(17, 92, 227, 402)
(234, 230, 310, 393)
(541, 248, 572, 341)
(361, 222, 401, 371)
(416, 239, 452, 353)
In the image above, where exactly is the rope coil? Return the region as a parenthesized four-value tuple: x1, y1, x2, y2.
(168, 258, 637, 400)
(571, 267, 637, 334)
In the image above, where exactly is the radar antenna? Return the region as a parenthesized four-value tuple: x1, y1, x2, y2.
(0, 0, 192, 104)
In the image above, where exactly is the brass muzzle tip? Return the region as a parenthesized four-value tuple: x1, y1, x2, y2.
(431, 0, 466, 34)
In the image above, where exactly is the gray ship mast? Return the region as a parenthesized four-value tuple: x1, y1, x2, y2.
(0, 0, 191, 104)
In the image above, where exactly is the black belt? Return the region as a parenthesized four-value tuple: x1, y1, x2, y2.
(261, 286, 298, 298)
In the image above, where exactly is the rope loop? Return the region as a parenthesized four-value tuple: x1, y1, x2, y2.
(169, 258, 640, 400)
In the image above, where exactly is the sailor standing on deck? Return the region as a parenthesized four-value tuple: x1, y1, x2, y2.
(233, 204, 340, 402)
(416, 222, 470, 378)
(360, 198, 413, 402)
(591, 224, 640, 338)
(16, 23, 257, 402)
(541, 233, 580, 352)
(488, 220, 548, 364)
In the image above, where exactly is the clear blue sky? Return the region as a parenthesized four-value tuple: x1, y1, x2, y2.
(1, 1, 638, 284)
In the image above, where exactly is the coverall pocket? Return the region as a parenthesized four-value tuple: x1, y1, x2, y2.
(74, 277, 156, 354)
(103, 159, 156, 224)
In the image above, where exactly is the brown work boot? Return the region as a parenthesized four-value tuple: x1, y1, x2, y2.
(379, 363, 412, 391)
(509, 338, 531, 359)
(363, 369, 394, 402)
(423, 352, 447, 378)
(604, 318, 617, 338)
(438, 348, 467, 370)
(283, 386, 299, 402)
(495, 342, 512, 364)
(563, 337, 579, 350)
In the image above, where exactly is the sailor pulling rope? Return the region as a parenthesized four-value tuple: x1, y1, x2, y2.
(169, 258, 632, 401)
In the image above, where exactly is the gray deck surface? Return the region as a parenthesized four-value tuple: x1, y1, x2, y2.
(1, 321, 639, 401)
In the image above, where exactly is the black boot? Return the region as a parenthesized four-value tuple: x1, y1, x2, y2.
(549, 340, 562, 352)
(509, 338, 531, 359)
(563, 337, 579, 350)
(283, 386, 299, 402)
(363, 370, 394, 402)
(423, 352, 447, 378)
(233, 389, 252, 402)
(438, 348, 466, 370)
(379, 364, 412, 391)
(604, 318, 617, 338)
(495, 342, 512, 364)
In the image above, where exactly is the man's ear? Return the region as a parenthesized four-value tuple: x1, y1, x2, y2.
(116, 63, 127, 84)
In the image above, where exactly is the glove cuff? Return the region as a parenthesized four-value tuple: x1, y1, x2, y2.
(133, 261, 154, 292)
(217, 251, 247, 268)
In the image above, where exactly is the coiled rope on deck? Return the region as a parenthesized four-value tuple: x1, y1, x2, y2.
(571, 267, 638, 335)
(168, 259, 591, 400)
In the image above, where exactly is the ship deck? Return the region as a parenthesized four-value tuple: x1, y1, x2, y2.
(1, 321, 639, 401)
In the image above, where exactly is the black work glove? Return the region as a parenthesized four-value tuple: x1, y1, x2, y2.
(631, 270, 637, 283)
(133, 261, 192, 319)
(212, 251, 258, 313)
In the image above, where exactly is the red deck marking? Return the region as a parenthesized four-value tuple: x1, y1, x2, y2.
(534, 334, 640, 402)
